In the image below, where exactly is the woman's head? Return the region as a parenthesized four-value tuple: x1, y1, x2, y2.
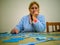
(29, 1, 40, 16)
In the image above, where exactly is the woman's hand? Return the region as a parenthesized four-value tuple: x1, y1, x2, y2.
(30, 11, 38, 23)
(11, 28, 19, 34)
(33, 11, 38, 16)
(32, 11, 38, 22)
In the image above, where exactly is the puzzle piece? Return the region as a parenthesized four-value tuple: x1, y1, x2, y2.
(3, 37, 24, 42)
(47, 37, 60, 41)
(11, 33, 26, 37)
(36, 38, 45, 41)
(49, 34, 60, 36)
(0, 33, 11, 38)
(18, 40, 46, 45)
(28, 33, 45, 37)
(47, 37, 55, 41)
(36, 37, 59, 42)
(18, 42, 35, 45)
(57, 38, 60, 40)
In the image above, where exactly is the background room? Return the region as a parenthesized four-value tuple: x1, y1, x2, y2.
(0, 0, 60, 33)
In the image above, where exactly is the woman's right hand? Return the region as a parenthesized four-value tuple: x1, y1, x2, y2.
(11, 28, 19, 34)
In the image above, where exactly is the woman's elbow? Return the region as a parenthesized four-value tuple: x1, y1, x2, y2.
(37, 26, 46, 32)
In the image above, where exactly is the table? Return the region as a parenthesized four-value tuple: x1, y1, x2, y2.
(0, 32, 60, 45)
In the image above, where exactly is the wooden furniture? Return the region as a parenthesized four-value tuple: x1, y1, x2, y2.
(46, 22, 60, 32)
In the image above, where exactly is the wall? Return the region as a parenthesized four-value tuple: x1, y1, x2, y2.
(0, 0, 2, 32)
(0, 0, 60, 33)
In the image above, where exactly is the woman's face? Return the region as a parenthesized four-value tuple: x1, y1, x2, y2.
(29, 4, 39, 16)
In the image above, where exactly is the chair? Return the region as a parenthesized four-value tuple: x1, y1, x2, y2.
(46, 22, 60, 32)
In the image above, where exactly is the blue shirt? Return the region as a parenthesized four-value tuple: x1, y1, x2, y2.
(15, 14, 46, 32)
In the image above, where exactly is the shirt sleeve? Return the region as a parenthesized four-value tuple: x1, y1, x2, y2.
(32, 15, 46, 32)
(15, 17, 24, 31)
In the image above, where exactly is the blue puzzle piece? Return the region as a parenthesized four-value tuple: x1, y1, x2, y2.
(57, 38, 60, 40)
(35, 40, 46, 44)
(47, 37, 60, 41)
(3, 39, 19, 42)
(49, 34, 60, 36)
(27, 42, 35, 45)
(11, 33, 25, 37)
(48, 37, 55, 41)
(18, 40, 46, 45)
(36, 38, 45, 41)
(18, 42, 35, 45)
(28, 33, 45, 38)
(0, 34, 10, 37)
(36, 36, 46, 41)
(10, 38, 24, 40)
(3, 37, 24, 42)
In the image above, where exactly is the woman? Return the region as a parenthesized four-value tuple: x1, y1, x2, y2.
(11, 1, 46, 33)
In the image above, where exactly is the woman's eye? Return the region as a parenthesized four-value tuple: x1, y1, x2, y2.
(31, 7, 38, 9)
(35, 7, 38, 9)
(31, 7, 34, 9)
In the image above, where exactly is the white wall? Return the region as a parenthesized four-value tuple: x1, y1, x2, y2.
(0, 0, 2, 32)
(0, 0, 60, 33)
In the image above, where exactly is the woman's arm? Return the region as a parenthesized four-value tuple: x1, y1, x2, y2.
(32, 15, 46, 32)
(11, 17, 24, 34)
